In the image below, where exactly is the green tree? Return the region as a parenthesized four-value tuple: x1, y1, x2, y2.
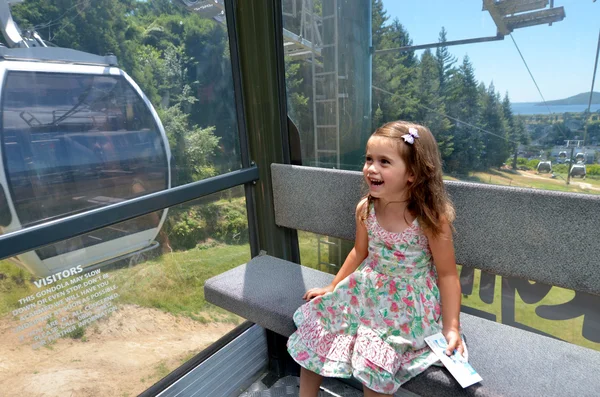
(415, 50, 453, 160)
(13, 0, 138, 71)
(158, 104, 220, 184)
(129, 44, 166, 106)
(479, 83, 509, 168)
(372, 18, 418, 126)
(584, 119, 600, 145)
(446, 55, 482, 173)
(435, 27, 456, 100)
(371, 0, 389, 51)
(285, 56, 310, 154)
(502, 93, 529, 169)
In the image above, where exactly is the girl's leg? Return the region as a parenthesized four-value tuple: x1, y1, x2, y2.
(362, 385, 392, 397)
(299, 367, 323, 397)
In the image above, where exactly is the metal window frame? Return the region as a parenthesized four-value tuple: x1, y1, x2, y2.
(227, 0, 261, 258)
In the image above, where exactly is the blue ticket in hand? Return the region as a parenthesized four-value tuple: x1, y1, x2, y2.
(424, 333, 482, 388)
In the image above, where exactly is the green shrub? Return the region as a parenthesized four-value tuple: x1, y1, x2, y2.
(170, 209, 207, 250)
(553, 164, 569, 174)
(515, 157, 540, 170)
(166, 197, 248, 250)
(587, 164, 600, 176)
(527, 159, 541, 170)
(215, 199, 248, 244)
(66, 325, 86, 340)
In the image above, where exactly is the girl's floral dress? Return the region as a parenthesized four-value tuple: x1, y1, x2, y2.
(287, 203, 448, 394)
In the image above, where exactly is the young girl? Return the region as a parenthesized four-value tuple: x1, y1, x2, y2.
(287, 121, 464, 397)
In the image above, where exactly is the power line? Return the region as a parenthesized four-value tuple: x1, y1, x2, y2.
(33, 0, 89, 30)
(509, 33, 568, 139)
(583, 28, 600, 145)
(587, 29, 600, 113)
(372, 85, 522, 146)
(47, 1, 92, 43)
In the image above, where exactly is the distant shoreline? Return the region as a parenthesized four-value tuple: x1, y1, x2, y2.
(511, 102, 600, 115)
(515, 92, 600, 107)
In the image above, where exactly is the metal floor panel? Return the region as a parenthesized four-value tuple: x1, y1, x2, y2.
(239, 375, 363, 397)
(158, 325, 268, 397)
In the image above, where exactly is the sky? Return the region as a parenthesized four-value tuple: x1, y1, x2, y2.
(381, 0, 600, 103)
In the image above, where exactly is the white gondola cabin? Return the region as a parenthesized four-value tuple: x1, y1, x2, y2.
(0, 48, 171, 277)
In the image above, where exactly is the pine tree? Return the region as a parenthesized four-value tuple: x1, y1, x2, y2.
(479, 83, 509, 168)
(371, 0, 389, 52)
(416, 50, 453, 160)
(446, 55, 482, 172)
(374, 19, 418, 123)
(502, 92, 529, 169)
(435, 27, 456, 100)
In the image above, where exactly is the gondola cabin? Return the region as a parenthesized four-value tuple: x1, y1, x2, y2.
(537, 160, 552, 173)
(0, 48, 171, 278)
(558, 150, 567, 163)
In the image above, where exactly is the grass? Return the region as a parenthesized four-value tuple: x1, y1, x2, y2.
(0, 261, 37, 316)
(153, 361, 171, 381)
(109, 242, 249, 323)
(453, 168, 600, 195)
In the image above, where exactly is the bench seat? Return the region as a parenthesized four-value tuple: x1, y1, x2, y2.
(205, 254, 600, 397)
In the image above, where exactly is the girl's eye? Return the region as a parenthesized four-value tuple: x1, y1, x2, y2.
(365, 156, 372, 162)
(381, 159, 390, 164)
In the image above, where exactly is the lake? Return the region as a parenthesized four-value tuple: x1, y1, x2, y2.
(511, 102, 600, 115)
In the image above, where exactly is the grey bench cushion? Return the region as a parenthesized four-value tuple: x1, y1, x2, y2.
(205, 255, 325, 337)
(205, 255, 600, 397)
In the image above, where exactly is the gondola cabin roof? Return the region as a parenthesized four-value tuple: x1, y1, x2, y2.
(0, 46, 118, 67)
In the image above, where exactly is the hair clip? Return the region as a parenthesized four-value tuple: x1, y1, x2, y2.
(402, 127, 419, 144)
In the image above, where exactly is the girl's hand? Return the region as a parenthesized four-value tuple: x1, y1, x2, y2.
(303, 284, 334, 301)
(443, 328, 464, 356)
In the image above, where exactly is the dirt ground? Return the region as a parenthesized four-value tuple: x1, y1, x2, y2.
(0, 304, 236, 397)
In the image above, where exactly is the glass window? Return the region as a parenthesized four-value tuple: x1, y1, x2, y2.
(2, 72, 167, 260)
(283, 0, 600, 195)
(0, 187, 250, 396)
(0, 0, 245, 284)
(0, 3, 251, 394)
(458, 266, 600, 352)
(282, 0, 599, 352)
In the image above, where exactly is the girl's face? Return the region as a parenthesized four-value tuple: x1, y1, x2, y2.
(363, 136, 414, 201)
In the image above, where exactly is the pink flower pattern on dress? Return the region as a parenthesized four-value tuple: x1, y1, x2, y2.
(287, 202, 451, 394)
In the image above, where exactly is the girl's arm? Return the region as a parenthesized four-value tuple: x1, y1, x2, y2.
(303, 199, 369, 300)
(427, 220, 464, 356)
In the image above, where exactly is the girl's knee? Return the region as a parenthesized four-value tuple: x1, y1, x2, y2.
(300, 367, 322, 381)
(299, 367, 323, 397)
